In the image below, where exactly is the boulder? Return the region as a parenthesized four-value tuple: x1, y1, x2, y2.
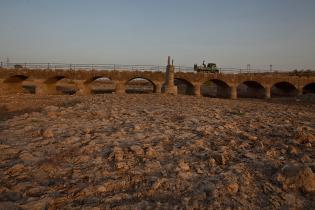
(277, 163, 315, 193)
(227, 183, 239, 194)
(130, 145, 144, 156)
(41, 129, 54, 138)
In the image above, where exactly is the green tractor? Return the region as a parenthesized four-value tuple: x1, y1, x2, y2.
(194, 61, 219, 73)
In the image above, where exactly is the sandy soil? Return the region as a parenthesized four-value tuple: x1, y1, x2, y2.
(0, 94, 314, 209)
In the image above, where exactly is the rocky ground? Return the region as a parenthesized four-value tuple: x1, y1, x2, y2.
(0, 94, 314, 210)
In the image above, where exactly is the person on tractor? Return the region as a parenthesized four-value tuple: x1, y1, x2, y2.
(202, 60, 206, 68)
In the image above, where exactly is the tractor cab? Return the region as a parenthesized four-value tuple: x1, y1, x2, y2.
(194, 61, 219, 73)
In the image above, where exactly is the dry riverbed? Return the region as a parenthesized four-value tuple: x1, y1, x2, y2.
(0, 94, 314, 209)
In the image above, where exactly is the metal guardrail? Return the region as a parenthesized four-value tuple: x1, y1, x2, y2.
(0, 62, 310, 75)
(1, 63, 168, 72)
(174, 66, 293, 74)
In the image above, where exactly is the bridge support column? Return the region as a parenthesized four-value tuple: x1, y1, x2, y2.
(265, 85, 271, 99)
(0, 82, 25, 95)
(154, 83, 162, 94)
(34, 80, 58, 95)
(193, 83, 201, 97)
(0, 79, 3, 95)
(297, 86, 303, 96)
(75, 80, 91, 95)
(115, 81, 126, 94)
(230, 85, 237, 99)
(164, 85, 178, 95)
(0, 80, 9, 95)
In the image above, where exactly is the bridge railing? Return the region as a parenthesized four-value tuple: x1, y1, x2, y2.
(1, 62, 310, 75)
(2, 63, 169, 72)
(174, 66, 279, 74)
(174, 66, 194, 72)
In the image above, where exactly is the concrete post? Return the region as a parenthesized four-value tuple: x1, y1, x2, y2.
(34, 80, 58, 95)
(154, 83, 162, 94)
(230, 85, 237, 99)
(115, 81, 126, 94)
(265, 85, 271, 99)
(75, 80, 91, 95)
(193, 83, 201, 97)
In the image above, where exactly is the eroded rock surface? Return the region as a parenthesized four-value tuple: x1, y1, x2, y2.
(0, 95, 314, 209)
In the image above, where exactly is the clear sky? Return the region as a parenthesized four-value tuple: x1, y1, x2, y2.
(0, 0, 315, 69)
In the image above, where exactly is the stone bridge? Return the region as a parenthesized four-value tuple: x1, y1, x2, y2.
(0, 68, 314, 99)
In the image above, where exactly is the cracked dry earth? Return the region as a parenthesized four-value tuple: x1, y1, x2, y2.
(0, 95, 314, 210)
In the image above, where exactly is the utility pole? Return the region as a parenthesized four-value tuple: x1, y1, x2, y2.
(247, 64, 251, 72)
(6, 57, 10, 68)
(269, 64, 273, 72)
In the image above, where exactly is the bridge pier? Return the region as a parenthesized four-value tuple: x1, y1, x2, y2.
(265, 85, 271, 99)
(154, 83, 162, 94)
(115, 81, 126, 94)
(230, 85, 237, 99)
(34, 80, 59, 95)
(0, 82, 25, 95)
(297, 86, 303, 96)
(75, 80, 91, 95)
(193, 83, 201, 97)
(0, 80, 3, 95)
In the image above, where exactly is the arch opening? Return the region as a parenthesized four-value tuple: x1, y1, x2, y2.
(303, 83, 315, 94)
(174, 78, 194, 95)
(126, 77, 155, 94)
(237, 81, 265, 98)
(55, 78, 77, 95)
(42, 76, 77, 95)
(3, 75, 35, 94)
(201, 79, 230, 98)
(22, 79, 36, 94)
(89, 77, 115, 94)
(271, 82, 298, 98)
(4, 75, 28, 83)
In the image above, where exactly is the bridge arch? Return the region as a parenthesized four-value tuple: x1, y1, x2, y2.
(87, 76, 115, 94)
(42, 76, 77, 95)
(85, 76, 113, 84)
(44, 76, 67, 84)
(271, 81, 298, 97)
(201, 79, 231, 98)
(174, 78, 194, 95)
(303, 82, 315, 94)
(237, 81, 265, 98)
(125, 77, 156, 94)
(2, 75, 35, 94)
(4, 75, 28, 83)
